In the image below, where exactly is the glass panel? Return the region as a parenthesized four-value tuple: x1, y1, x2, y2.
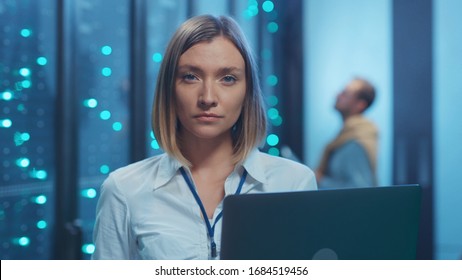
(0, 0, 56, 259)
(74, 0, 131, 259)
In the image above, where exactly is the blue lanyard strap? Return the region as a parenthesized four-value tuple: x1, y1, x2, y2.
(180, 167, 248, 258)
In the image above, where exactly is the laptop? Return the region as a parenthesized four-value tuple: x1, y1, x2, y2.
(220, 185, 421, 260)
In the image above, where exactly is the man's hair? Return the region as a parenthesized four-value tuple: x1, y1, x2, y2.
(354, 77, 376, 111)
(152, 14, 267, 166)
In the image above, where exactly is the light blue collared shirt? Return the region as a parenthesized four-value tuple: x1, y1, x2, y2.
(92, 149, 317, 260)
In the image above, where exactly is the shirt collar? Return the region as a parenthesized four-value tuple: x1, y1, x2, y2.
(152, 153, 183, 190)
(152, 148, 267, 190)
(241, 148, 267, 185)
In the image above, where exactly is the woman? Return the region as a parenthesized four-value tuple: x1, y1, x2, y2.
(92, 14, 317, 260)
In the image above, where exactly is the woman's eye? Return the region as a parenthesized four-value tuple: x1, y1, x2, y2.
(182, 73, 197, 81)
(222, 75, 237, 84)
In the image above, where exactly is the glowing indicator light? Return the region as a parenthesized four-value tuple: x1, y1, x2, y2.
(112, 122, 123, 131)
(19, 68, 31, 77)
(83, 98, 98, 108)
(16, 157, 30, 168)
(1, 119, 13, 128)
(266, 134, 279, 146)
(152, 53, 163, 62)
(35, 170, 48, 180)
(262, 1, 275, 12)
(37, 56, 48, 65)
(21, 80, 32, 88)
(100, 165, 110, 174)
(35, 195, 47, 204)
(268, 147, 280, 156)
(267, 108, 279, 120)
(2, 91, 13, 101)
(81, 188, 97, 199)
(100, 110, 111, 120)
(267, 22, 279, 33)
(20, 29, 32, 37)
(151, 140, 160, 150)
(267, 95, 279, 107)
(271, 116, 283, 126)
(101, 45, 112, 55)
(37, 220, 47, 229)
(18, 237, 30, 246)
(82, 244, 95, 254)
(101, 67, 112, 77)
(266, 75, 278, 87)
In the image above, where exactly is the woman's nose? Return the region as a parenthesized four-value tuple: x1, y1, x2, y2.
(198, 81, 218, 108)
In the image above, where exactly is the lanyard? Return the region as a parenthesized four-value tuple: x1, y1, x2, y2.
(179, 167, 248, 258)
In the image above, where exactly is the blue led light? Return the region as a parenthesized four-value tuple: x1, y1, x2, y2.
(100, 165, 110, 174)
(14, 131, 31, 146)
(35, 170, 48, 180)
(16, 157, 30, 168)
(101, 67, 112, 77)
(37, 56, 48, 66)
(18, 237, 30, 246)
(152, 53, 163, 63)
(35, 195, 47, 204)
(101, 45, 112, 55)
(266, 75, 278, 87)
(1, 119, 13, 128)
(267, 22, 279, 33)
(20, 29, 32, 37)
(262, 1, 275, 12)
(151, 140, 160, 150)
(112, 122, 123, 131)
(37, 220, 47, 229)
(81, 188, 97, 199)
(99, 110, 111, 120)
(267, 108, 279, 120)
(21, 80, 32, 88)
(267, 95, 279, 107)
(83, 98, 98, 108)
(243, 0, 259, 18)
(82, 244, 95, 254)
(268, 147, 280, 156)
(266, 134, 279, 146)
(1, 91, 13, 101)
(271, 116, 283, 126)
(19, 68, 31, 77)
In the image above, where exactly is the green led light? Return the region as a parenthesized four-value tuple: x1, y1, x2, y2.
(101, 45, 112, 55)
(20, 29, 32, 37)
(99, 110, 111, 120)
(35, 195, 47, 204)
(151, 140, 160, 150)
(82, 244, 95, 255)
(100, 165, 110, 174)
(101, 67, 112, 77)
(266, 134, 279, 146)
(2, 91, 13, 101)
(268, 147, 280, 156)
(81, 188, 97, 199)
(266, 75, 278, 87)
(83, 98, 98, 108)
(267, 22, 279, 33)
(1, 119, 13, 128)
(152, 53, 163, 63)
(37, 56, 48, 66)
(37, 220, 47, 229)
(262, 1, 275, 12)
(112, 122, 123, 131)
(16, 157, 30, 168)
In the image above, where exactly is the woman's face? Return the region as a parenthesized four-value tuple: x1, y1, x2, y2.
(175, 36, 246, 142)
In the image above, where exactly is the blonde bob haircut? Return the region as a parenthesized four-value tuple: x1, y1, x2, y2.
(152, 14, 267, 167)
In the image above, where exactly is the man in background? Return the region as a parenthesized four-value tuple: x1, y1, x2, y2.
(316, 78, 378, 189)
